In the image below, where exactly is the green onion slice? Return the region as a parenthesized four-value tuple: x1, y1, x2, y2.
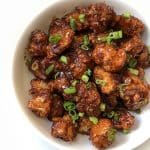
(85, 68, 92, 76)
(118, 83, 128, 97)
(89, 116, 98, 125)
(71, 80, 79, 86)
(45, 64, 54, 75)
(70, 17, 76, 31)
(63, 101, 76, 111)
(64, 86, 77, 94)
(106, 111, 115, 119)
(128, 68, 139, 76)
(128, 58, 137, 68)
(100, 103, 106, 112)
(79, 14, 85, 23)
(95, 79, 106, 87)
(81, 44, 89, 50)
(59, 55, 68, 64)
(81, 74, 89, 83)
(49, 34, 62, 44)
(107, 128, 117, 142)
(123, 12, 131, 19)
(78, 112, 84, 117)
(113, 113, 120, 121)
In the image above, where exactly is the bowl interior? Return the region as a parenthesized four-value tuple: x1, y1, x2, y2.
(13, 0, 150, 150)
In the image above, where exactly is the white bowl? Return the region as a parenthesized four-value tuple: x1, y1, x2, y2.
(12, 0, 150, 149)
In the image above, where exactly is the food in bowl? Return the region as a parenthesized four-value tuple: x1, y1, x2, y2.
(24, 3, 150, 149)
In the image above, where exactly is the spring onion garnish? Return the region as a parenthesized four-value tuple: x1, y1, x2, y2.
(71, 80, 79, 86)
(81, 74, 89, 83)
(89, 116, 98, 125)
(106, 111, 115, 119)
(31, 61, 39, 71)
(63, 101, 79, 123)
(128, 68, 139, 76)
(95, 79, 106, 87)
(54, 72, 60, 79)
(113, 113, 120, 121)
(128, 58, 137, 68)
(81, 35, 90, 50)
(85, 68, 92, 76)
(70, 17, 76, 31)
(107, 128, 117, 142)
(64, 86, 77, 94)
(49, 34, 62, 44)
(123, 129, 130, 134)
(98, 30, 123, 44)
(100, 103, 106, 112)
(45, 64, 54, 75)
(123, 12, 131, 19)
(78, 112, 84, 117)
(59, 55, 68, 64)
(118, 83, 128, 97)
(86, 82, 91, 89)
(79, 14, 85, 23)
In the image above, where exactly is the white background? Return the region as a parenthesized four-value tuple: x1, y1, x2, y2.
(0, 0, 149, 149)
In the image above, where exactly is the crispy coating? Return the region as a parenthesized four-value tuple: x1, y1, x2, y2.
(27, 30, 48, 57)
(27, 95, 51, 117)
(90, 119, 116, 149)
(137, 46, 150, 68)
(121, 35, 144, 56)
(76, 82, 101, 116)
(121, 74, 149, 110)
(29, 79, 50, 96)
(51, 115, 77, 141)
(94, 66, 118, 94)
(86, 4, 116, 33)
(78, 117, 94, 135)
(68, 49, 93, 79)
(92, 44, 126, 72)
(113, 111, 135, 131)
(116, 15, 144, 37)
(48, 95, 64, 120)
(47, 18, 74, 59)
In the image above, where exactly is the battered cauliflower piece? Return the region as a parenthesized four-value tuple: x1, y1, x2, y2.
(90, 119, 116, 149)
(51, 115, 77, 141)
(92, 44, 126, 72)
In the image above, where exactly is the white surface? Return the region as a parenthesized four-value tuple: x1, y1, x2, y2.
(0, 0, 150, 150)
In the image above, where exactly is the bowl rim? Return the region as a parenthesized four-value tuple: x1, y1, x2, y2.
(11, 0, 150, 150)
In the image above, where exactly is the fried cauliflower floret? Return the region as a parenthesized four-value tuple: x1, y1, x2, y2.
(29, 79, 50, 96)
(76, 82, 101, 117)
(120, 74, 149, 110)
(86, 3, 116, 33)
(90, 119, 116, 149)
(116, 15, 144, 37)
(47, 18, 74, 59)
(121, 35, 144, 56)
(94, 66, 118, 94)
(27, 30, 48, 57)
(113, 111, 135, 131)
(27, 95, 51, 117)
(78, 117, 94, 135)
(51, 115, 77, 141)
(92, 44, 126, 72)
(48, 95, 64, 120)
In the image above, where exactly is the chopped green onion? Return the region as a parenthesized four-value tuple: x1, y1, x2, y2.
(113, 113, 120, 121)
(123, 129, 130, 134)
(45, 64, 54, 75)
(123, 12, 131, 19)
(69, 110, 79, 123)
(86, 82, 91, 89)
(100, 103, 106, 112)
(89, 116, 98, 124)
(70, 17, 76, 31)
(118, 84, 128, 97)
(107, 128, 117, 142)
(63, 101, 76, 111)
(83, 35, 89, 46)
(128, 58, 137, 68)
(54, 72, 60, 79)
(135, 109, 141, 114)
(79, 14, 85, 23)
(64, 86, 77, 94)
(85, 69, 92, 76)
(81, 44, 89, 50)
(128, 68, 139, 75)
(59, 55, 68, 64)
(31, 61, 39, 71)
(95, 79, 106, 87)
(49, 34, 62, 44)
(107, 111, 115, 119)
(78, 112, 84, 117)
(81, 74, 89, 83)
(72, 80, 79, 86)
